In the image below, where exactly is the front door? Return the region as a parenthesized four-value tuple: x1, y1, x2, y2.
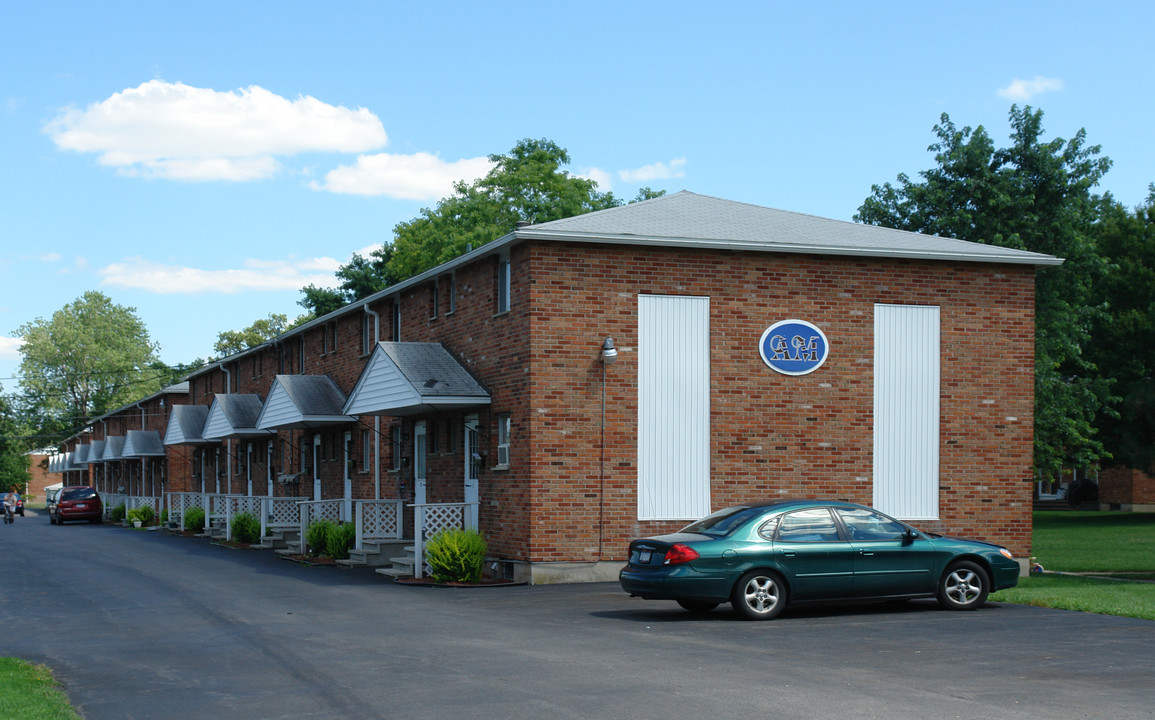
(464, 415, 479, 528)
(414, 421, 427, 504)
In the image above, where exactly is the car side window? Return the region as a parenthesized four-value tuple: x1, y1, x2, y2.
(756, 515, 780, 541)
(835, 507, 907, 542)
(776, 508, 841, 543)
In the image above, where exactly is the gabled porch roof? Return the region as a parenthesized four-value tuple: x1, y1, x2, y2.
(123, 429, 166, 457)
(67, 445, 89, 471)
(86, 440, 106, 464)
(165, 405, 210, 445)
(343, 342, 491, 417)
(256, 375, 355, 430)
(102, 436, 125, 461)
(204, 394, 275, 440)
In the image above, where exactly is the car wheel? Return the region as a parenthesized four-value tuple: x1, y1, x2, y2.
(937, 560, 989, 610)
(731, 570, 786, 620)
(676, 599, 719, 614)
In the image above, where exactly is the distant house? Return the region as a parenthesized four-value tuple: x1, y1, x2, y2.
(51, 192, 1056, 581)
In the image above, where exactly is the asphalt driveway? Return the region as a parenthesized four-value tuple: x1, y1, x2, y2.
(2, 511, 1153, 719)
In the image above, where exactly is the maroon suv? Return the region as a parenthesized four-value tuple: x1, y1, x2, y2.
(50, 486, 103, 525)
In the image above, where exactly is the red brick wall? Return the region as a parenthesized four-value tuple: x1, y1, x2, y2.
(25, 453, 52, 499)
(1099, 467, 1155, 505)
(523, 242, 1036, 561)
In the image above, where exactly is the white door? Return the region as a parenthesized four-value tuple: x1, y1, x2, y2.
(312, 435, 322, 501)
(464, 415, 480, 529)
(414, 421, 427, 504)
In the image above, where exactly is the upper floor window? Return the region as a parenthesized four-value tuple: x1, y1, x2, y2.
(448, 274, 457, 314)
(430, 281, 439, 319)
(496, 413, 511, 468)
(392, 300, 401, 342)
(361, 313, 373, 355)
(497, 256, 511, 314)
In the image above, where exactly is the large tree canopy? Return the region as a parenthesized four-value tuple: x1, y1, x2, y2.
(297, 139, 662, 318)
(15, 291, 162, 434)
(1086, 188, 1155, 472)
(214, 313, 293, 357)
(856, 106, 1114, 478)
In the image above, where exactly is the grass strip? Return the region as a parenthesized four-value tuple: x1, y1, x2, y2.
(0, 658, 80, 720)
(990, 573, 1155, 621)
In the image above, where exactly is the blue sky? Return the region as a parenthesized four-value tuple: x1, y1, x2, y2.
(2, 1, 1152, 390)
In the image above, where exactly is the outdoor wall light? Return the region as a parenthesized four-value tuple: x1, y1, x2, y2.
(601, 337, 618, 364)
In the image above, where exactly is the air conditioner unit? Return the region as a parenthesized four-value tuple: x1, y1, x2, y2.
(496, 444, 509, 466)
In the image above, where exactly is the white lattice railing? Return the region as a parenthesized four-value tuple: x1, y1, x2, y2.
(102, 493, 127, 517)
(412, 502, 478, 579)
(355, 500, 405, 549)
(262, 496, 310, 537)
(205, 493, 246, 534)
(126, 495, 160, 515)
(297, 499, 348, 555)
(223, 495, 264, 541)
(166, 492, 206, 531)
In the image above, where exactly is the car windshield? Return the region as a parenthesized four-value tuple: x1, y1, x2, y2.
(62, 488, 96, 501)
(681, 506, 767, 537)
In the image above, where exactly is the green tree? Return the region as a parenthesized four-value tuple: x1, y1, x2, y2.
(214, 313, 292, 356)
(298, 246, 400, 318)
(1086, 188, 1155, 472)
(15, 291, 161, 433)
(386, 138, 622, 281)
(856, 106, 1113, 478)
(0, 390, 31, 492)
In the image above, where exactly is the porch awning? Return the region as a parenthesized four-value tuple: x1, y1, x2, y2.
(67, 445, 90, 471)
(204, 394, 275, 440)
(255, 375, 355, 430)
(102, 436, 125, 461)
(343, 342, 490, 417)
(123, 430, 166, 457)
(86, 440, 106, 464)
(54, 452, 71, 473)
(165, 405, 211, 445)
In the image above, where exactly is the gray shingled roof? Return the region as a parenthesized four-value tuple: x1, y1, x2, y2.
(524, 191, 1062, 266)
(344, 342, 490, 417)
(164, 405, 210, 446)
(256, 375, 355, 430)
(124, 429, 165, 457)
(204, 394, 274, 439)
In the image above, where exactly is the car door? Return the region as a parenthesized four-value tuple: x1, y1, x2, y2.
(774, 508, 855, 600)
(833, 507, 937, 597)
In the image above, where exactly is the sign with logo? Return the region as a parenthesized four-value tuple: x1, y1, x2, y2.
(759, 320, 829, 376)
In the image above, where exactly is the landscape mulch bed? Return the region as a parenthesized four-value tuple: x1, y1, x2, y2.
(393, 576, 524, 588)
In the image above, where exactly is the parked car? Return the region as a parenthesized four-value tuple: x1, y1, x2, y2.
(50, 486, 103, 525)
(619, 499, 1020, 620)
(45, 486, 62, 513)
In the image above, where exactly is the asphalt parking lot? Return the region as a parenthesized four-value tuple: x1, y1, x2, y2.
(3, 511, 1153, 719)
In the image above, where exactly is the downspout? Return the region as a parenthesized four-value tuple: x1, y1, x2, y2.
(365, 304, 381, 499)
(223, 364, 232, 494)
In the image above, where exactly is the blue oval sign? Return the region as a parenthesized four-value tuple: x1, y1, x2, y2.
(759, 320, 829, 376)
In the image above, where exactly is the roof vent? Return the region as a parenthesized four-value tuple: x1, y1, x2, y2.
(515, 220, 531, 228)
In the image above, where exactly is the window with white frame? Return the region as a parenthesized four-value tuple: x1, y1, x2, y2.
(497, 256, 511, 314)
(361, 429, 371, 472)
(448, 274, 456, 314)
(496, 413, 511, 467)
(361, 313, 372, 355)
(392, 301, 401, 342)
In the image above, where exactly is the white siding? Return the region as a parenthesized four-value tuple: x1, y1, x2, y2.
(637, 295, 711, 520)
(873, 304, 940, 519)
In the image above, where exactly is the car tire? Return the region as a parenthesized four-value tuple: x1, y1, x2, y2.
(676, 599, 719, 614)
(731, 570, 787, 620)
(937, 560, 989, 610)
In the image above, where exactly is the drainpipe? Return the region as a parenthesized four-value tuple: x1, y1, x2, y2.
(365, 304, 381, 500)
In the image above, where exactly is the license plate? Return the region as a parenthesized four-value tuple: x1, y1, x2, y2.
(639, 550, 652, 564)
(76, 503, 87, 509)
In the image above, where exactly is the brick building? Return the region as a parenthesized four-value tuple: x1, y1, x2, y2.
(50, 192, 1056, 581)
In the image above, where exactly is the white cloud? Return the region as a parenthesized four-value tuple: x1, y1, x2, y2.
(578, 167, 613, 191)
(38, 252, 62, 262)
(618, 157, 687, 183)
(0, 336, 23, 360)
(997, 76, 1065, 101)
(98, 256, 344, 295)
(44, 80, 387, 181)
(311, 152, 493, 199)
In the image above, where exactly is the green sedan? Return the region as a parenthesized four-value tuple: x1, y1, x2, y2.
(619, 500, 1020, 620)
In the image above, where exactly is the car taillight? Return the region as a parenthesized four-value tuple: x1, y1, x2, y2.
(663, 544, 700, 565)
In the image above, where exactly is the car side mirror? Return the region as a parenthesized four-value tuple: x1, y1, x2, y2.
(902, 528, 918, 545)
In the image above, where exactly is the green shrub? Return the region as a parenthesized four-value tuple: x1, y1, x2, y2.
(126, 508, 146, 525)
(231, 512, 261, 544)
(109, 503, 126, 523)
(426, 528, 487, 583)
(306, 519, 336, 556)
(325, 522, 356, 559)
(184, 506, 206, 532)
(160, 509, 169, 525)
(130, 504, 156, 525)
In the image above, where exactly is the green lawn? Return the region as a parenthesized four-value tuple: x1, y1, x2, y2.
(0, 659, 79, 720)
(989, 511, 1155, 621)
